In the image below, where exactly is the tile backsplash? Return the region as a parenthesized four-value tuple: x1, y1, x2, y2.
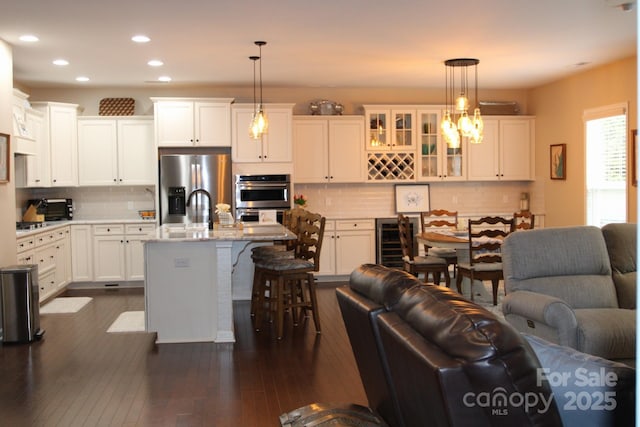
(17, 186, 156, 221)
(293, 181, 542, 219)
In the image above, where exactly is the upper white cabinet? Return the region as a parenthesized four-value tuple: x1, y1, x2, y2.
(467, 117, 535, 181)
(232, 104, 294, 163)
(14, 107, 49, 188)
(293, 116, 365, 183)
(152, 98, 234, 147)
(12, 89, 39, 155)
(416, 108, 466, 182)
(31, 102, 79, 187)
(363, 106, 416, 151)
(78, 117, 154, 186)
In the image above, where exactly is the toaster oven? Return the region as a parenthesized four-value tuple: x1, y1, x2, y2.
(27, 198, 73, 221)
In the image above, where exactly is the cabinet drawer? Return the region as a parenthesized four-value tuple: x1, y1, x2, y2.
(39, 269, 57, 301)
(35, 245, 56, 273)
(335, 219, 375, 231)
(34, 231, 58, 247)
(17, 236, 36, 253)
(53, 226, 69, 241)
(93, 224, 125, 235)
(125, 223, 156, 235)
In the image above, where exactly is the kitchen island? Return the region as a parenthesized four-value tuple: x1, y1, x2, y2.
(143, 223, 296, 344)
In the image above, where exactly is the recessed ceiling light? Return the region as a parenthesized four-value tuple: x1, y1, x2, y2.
(19, 34, 39, 42)
(158, 76, 172, 82)
(76, 76, 90, 82)
(132, 35, 150, 43)
(147, 59, 163, 67)
(53, 59, 69, 66)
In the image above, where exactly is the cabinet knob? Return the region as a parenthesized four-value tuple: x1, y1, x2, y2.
(190, 139, 194, 143)
(120, 240, 124, 244)
(114, 178, 117, 182)
(195, 139, 199, 143)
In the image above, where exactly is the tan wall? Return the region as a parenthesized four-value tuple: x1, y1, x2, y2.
(26, 86, 529, 117)
(529, 56, 637, 227)
(0, 39, 16, 267)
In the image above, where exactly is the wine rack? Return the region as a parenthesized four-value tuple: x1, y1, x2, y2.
(367, 152, 415, 181)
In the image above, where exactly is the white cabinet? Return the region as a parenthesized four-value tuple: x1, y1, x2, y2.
(78, 117, 155, 186)
(318, 219, 375, 276)
(92, 224, 127, 281)
(71, 224, 93, 282)
(467, 117, 535, 181)
(363, 106, 416, 151)
(416, 108, 467, 181)
(293, 116, 365, 183)
(124, 223, 155, 280)
(12, 89, 39, 155)
(152, 98, 233, 147)
(92, 223, 155, 282)
(17, 225, 71, 302)
(31, 102, 79, 187)
(232, 104, 294, 163)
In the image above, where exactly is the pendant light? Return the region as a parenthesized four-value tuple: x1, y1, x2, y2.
(440, 58, 483, 148)
(249, 41, 268, 139)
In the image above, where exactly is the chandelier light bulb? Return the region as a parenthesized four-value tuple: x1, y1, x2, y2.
(455, 94, 469, 112)
(457, 111, 473, 137)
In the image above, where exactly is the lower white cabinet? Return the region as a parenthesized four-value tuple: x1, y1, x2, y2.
(92, 223, 155, 282)
(71, 224, 93, 282)
(17, 225, 71, 302)
(318, 219, 375, 276)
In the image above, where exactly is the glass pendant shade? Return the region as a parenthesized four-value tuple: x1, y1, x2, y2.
(455, 94, 469, 112)
(248, 41, 269, 139)
(440, 58, 482, 147)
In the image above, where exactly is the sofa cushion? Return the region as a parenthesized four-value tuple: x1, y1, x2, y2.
(574, 308, 636, 360)
(349, 263, 420, 309)
(502, 226, 618, 308)
(525, 334, 635, 427)
(602, 223, 637, 310)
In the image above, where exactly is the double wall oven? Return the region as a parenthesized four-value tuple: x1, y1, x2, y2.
(235, 174, 291, 223)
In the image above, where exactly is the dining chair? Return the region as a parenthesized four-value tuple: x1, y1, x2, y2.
(420, 209, 459, 276)
(398, 213, 450, 287)
(456, 216, 514, 305)
(512, 210, 535, 231)
(253, 210, 326, 339)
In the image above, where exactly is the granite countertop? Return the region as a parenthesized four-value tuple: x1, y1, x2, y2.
(144, 223, 296, 243)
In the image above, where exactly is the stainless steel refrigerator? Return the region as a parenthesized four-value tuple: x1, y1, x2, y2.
(158, 148, 232, 225)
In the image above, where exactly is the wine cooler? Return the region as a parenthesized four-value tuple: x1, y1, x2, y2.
(375, 217, 419, 269)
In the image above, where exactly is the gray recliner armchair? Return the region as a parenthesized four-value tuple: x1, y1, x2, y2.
(501, 225, 635, 365)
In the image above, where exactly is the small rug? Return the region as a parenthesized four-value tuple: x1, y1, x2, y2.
(107, 311, 146, 333)
(40, 297, 93, 314)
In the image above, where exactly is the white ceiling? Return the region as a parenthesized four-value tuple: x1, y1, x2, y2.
(0, 0, 636, 90)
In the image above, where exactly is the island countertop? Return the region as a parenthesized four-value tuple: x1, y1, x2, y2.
(143, 223, 296, 242)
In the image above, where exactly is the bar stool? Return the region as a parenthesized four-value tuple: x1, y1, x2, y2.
(253, 210, 326, 339)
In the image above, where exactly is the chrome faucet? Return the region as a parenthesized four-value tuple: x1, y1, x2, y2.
(186, 188, 213, 230)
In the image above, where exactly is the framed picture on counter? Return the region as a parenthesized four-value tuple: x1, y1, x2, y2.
(0, 133, 9, 184)
(550, 143, 566, 180)
(395, 184, 430, 213)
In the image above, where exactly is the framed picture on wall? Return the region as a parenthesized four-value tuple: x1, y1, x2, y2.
(0, 133, 9, 184)
(395, 184, 430, 213)
(550, 143, 566, 180)
(632, 129, 637, 187)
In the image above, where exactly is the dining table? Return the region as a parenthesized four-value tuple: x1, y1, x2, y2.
(416, 229, 494, 300)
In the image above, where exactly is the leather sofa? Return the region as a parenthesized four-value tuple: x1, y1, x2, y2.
(337, 264, 632, 427)
(501, 225, 636, 365)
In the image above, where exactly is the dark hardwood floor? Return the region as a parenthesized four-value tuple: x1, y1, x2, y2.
(0, 283, 367, 427)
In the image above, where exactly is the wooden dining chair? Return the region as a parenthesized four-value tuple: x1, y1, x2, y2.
(253, 210, 326, 339)
(512, 210, 535, 231)
(398, 213, 450, 287)
(420, 209, 459, 275)
(456, 216, 514, 305)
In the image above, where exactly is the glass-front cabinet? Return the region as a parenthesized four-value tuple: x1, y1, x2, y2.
(417, 109, 466, 181)
(364, 106, 415, 151)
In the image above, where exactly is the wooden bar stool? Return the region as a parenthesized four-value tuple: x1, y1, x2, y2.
(253, 211, 326, 339)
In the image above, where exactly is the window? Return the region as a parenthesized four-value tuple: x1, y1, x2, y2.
(584, 104, 627, 226)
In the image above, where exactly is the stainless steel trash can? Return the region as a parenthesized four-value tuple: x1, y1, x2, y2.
(0, 265, 43, 343)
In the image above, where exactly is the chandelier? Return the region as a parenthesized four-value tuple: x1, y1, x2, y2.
(440, 58, 483, 148)
(249, 41, 268, 139)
